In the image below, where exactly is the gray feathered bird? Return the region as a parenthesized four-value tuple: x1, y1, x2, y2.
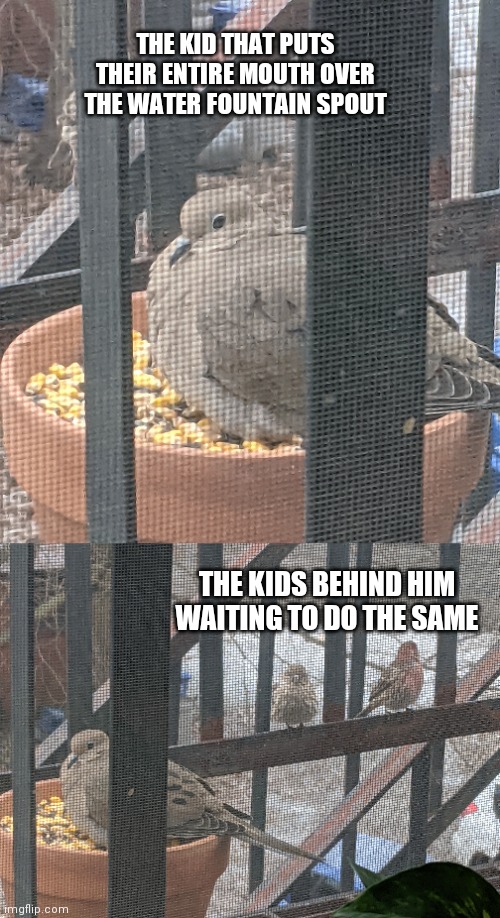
(60, 729, 323, 862)
(147, 188, 500, 443)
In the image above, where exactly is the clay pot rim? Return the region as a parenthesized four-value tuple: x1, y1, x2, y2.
(1, 297, 302, 466)
(0, 779, 219, 858)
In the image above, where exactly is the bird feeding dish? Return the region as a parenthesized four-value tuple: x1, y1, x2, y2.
(0, 293, 490, 542)
(0, 779, 230, 918)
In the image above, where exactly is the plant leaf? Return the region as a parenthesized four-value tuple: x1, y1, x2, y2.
(333, 862, 500, 917)
(351, 862, 384, 889)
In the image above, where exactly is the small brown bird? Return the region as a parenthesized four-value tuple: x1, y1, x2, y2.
(354, 641, 424, 718)
(272, 664, 318, 729)
(60, 729, 323, 862)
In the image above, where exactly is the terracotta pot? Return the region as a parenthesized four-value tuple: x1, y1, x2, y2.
(0, 779, 230, 918)
(0, 293, 489, 541)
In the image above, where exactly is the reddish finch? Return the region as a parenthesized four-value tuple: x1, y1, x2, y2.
(272, 663, 318, 728)
(355, 641, 424, 718)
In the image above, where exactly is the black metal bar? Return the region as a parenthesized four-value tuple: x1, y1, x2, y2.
(170, 696, 500, 777)
(109, 544, 172, 918)
(305, 0, 432, 540)
(198, 545, 225, 741)
(323, 544, 350, 723)
(4, 188, 500, 326)
(65, 544, 93, 736)
(75, 0, 136, 541)
(144, 0, 198, 252)
(429, 0, 451, 201)
(249, 631, 276, 892)
(341, 543, 371, 891)
(0, 259, 152, 323)
(407, 748, 431, 868)
(293, 118, 309, 229)
(464, 0, 500, 521)
(168, 652, 182, 746)
(10, 545, 36, 911)
(386, 743, 500, 877)
(429, 544, 460, 813)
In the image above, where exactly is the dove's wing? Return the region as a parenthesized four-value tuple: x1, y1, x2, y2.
(426, 296, 500, 416)
(167, 762, 253, 838)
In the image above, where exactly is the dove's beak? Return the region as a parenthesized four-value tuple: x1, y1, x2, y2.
(170, 236, 191, 266)
(66, 754, 78, 770)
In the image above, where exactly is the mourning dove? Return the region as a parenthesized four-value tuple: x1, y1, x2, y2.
(354, 641, 424, 718)
(148, 188, 500, 442)
(60, 729, 323, 861)
(147, 188, 306, 443)
(272, 664, 318, 729)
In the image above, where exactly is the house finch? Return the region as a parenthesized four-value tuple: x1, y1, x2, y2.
(60, 729, 323, 861)
(272, 663, 318, 728)
(147, 187, 500, 444)
(354, 641, 424, 718)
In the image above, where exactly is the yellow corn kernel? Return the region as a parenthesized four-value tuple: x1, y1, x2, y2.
(44, 393, 78, 412)
(133, 370, 162, 391)
(56, 382, 81, 400)
(152, 430, 184, 446)
(62, 403, 83, 419)
(43, 373, 60, 389)
(47, 363, 68, 378)
(25, 373, 46, 395)
(133, 350, 150, 370)
(64, 362, 84, 377)
(242, 440, 265, 452)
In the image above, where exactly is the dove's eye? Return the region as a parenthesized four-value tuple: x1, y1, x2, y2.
(87, 742, 94, 749)
(212, 213, 226, 230)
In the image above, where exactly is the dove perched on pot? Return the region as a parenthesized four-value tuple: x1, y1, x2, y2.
(354, 641, 424, 719)
(147, 187, 307, 444)
(60, 729, 324, 861)
(272, 664, 318, 729)
(147, 188, 500, 443)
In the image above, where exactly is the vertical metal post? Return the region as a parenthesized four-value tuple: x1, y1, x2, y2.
(249, 631, 276, 892)
(109, 545, 172, 918)
(429, 0, 451, 201)
(65, 544, 93, 735)
(465, 0, 500, 517)
(306, 0, 433, 539)
(144, 0, 198, 252)
(407, 749, 432, 868)
(429, 543, 460, 813)
(340, 543, 371, 890)
(292, 118, 309, 229)
(323, 543, 350, 722)
(75, 0, 136, 541)
(198, 545, 224, 741)
(10, 545, 36, 911)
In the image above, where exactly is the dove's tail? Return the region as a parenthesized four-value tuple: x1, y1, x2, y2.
(242, 825, 325, 863)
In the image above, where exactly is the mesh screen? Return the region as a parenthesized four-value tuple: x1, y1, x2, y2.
(0, 1, 499, 541)
(1, 543, 500, 917)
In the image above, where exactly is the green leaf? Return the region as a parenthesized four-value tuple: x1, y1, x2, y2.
(351, 862, 384, 889)
(332, 862, 500, 917)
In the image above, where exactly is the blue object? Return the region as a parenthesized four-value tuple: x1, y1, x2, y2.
(490, 337, 500, 496)
(313, 833, 433, 893)
(278, 832, 434, 905)
(211, 0, 250, 32)
(35, 706, 66, 743)
(180, 671, 192, 697)
(0, 73, 48, 132)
